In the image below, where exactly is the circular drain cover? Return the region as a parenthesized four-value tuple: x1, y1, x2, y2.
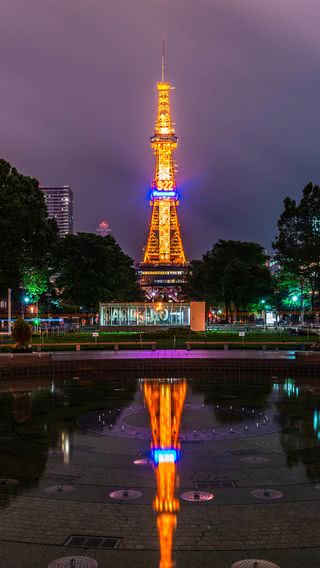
(48, 557, 98, 568)
(241, 456, 270, 464)
(109, 489, 142, 500)
(44, 485, 75, 494)
(181, 491, 214, 502)
(0, 478, 18, 487)
(251, 489, 283, 500)
(232, 560, 280, 568)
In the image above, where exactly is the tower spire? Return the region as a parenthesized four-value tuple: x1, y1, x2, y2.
(142, 49, 186, 266)
(139, 48, 187, 301)
(162, 38, 165, 82)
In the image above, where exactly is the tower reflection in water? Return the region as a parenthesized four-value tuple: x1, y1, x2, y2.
(143, 378, 187, 568)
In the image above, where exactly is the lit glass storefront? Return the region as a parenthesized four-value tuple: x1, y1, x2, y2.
(100, 303, 190, 327)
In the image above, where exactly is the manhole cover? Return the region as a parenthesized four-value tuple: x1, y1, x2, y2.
(48, 557, 98, 568)
(251, 489, 283, 500)
(109, 489, 142, 500)
(0, 478, 18, 487)
(241, 456, 270, 464)
(231, 560, 280, 568)
(181, 491, 214, 502)
(44, 485, 75, 494)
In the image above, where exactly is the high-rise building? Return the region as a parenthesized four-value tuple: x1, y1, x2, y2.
(138, 48, 187, 301)
(97, 220, 111, 237)
(41, 186, 73, 237)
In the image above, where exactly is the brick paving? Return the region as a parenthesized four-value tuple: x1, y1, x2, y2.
(0, 385, 319, 567)
(0, 438, 319, 568)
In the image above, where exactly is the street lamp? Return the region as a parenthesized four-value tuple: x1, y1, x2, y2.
(20, 295, 31, 319)
(287, 293, 300, 326)
(260, 299, 266, 328)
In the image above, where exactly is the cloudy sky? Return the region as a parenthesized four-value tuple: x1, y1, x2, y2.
(1, 0, 320, 260)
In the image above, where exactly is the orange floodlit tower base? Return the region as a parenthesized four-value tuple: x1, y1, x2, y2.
(139, 45, 187, 301)
(143, 379, 187, 568)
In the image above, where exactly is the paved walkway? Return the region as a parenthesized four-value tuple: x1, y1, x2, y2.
(0, 377, 319, 567)
(0, 426, 319, 568)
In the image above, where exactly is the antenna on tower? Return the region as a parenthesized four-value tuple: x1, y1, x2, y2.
(162, 38, 165, 82)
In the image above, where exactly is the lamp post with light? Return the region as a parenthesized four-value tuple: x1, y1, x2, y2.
(260, 299, 266, 329)
(22, 295, 30, 319)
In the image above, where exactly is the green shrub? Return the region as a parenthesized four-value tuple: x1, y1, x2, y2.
(12, 319, 32, 346)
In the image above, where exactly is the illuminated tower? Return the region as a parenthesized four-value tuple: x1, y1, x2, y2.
(139, 46, 187, 301)
(143, 379, 187, 568)
(96, 219, 111, 237)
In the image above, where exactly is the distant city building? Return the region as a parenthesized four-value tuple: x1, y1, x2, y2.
(97, 220, 111, 237)
(267, 257, 281, 276)
(41, 186, 73, 237)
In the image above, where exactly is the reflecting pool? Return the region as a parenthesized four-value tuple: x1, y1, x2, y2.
(0, 374, 320, 568)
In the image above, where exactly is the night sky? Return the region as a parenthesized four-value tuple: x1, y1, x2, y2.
(1, 0, 320, 261)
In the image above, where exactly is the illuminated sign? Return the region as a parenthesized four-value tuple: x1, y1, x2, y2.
(156, 180, 174, 191)
(100, 303, 190, 327)
(152, 190, 177, 199)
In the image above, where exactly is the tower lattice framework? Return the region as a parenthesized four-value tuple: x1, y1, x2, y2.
(143, 58, 186, 266)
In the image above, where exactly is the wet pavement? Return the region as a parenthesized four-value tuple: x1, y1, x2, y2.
(0, 373, 319, 567)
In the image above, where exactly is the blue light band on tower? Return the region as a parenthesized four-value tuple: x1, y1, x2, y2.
(152, 448, 178, 464)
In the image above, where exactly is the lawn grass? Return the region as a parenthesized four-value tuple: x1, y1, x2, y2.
(1, 328, 318, 352)
(36, 329, 318, 344)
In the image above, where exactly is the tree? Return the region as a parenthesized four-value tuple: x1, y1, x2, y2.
(0, 159, 59, 297)
(186, 240, 273, 321)
(273, 270, 311, 313)
(273, 182, 320, 311)
(23, 267, 48, 303)
(55, 232, 142, 311)
(12, 318, 32, 346)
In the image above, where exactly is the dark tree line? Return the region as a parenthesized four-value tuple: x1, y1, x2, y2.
(186, 182, 320, 320)
(0, 159, 58, 295)
(273, 182, 320, 311)
(0, 159, 141, 311)
(56, 233, 142, 311)
(2, 157, 320, 317)
(185, 240, 273, 321)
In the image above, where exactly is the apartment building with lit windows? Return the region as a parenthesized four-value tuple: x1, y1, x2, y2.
(41, 186, 73, 237)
